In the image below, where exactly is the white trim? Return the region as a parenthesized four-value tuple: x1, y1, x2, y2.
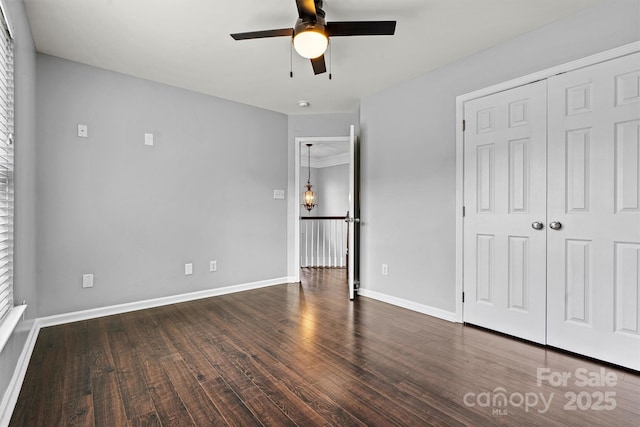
(0, 318, 38, 427)
(315, 152, 350, 168)
(454, 41, 640, 322)
(0, 305, 26, 354)
(358, 288, 458, 323)
(294, 136, 350, 283)
(37, 277, 289, 328)
(457, 41, 640, 105)
(302, 152, 351, 169)
(455, 96, 465, 323)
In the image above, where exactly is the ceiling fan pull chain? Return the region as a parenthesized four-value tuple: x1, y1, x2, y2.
(329, 40, 332, 80)
(290, 40, 294, 78)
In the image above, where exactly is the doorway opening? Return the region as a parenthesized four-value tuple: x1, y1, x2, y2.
(294, 137, 350, 279)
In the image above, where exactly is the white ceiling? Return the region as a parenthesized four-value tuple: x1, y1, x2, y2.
(23, 0, 602, 115)
(301, 142, 350, 168)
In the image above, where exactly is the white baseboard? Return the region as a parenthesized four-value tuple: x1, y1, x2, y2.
(0, 319, 39, 427)
(38, 277, 289, 328)
(0, 277, 289, 426)
(358, 288, 458, 323)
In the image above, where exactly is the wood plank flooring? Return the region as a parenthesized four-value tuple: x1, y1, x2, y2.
(10, 268, 640, 426)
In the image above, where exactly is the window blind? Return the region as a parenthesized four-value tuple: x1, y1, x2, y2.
(0, 7, 13, 324)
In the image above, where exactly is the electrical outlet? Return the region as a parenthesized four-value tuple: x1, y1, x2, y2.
(77, 124, 88, 138)
(210, 260, 217, 272)
(82, 273, 94, 288)
(382, 264, 389, 276)
(185, 263, 193, 275)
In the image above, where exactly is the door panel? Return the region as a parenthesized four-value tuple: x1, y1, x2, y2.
(565, 239, 591, 324)
(615, 242, 640, 335)
(615, 119, 640, 212)
(463, 80, 548, 344)
(547, 52, 640, 370)
(509, 138, 529, 213)
(508, 236, 529, 310)
(566, 128, 591, 212)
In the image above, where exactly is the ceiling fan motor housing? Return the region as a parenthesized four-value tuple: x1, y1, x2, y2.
(294, 17, 326, 37)
(313, 0, 326, 19)
(293, 1, 327, 60)
(296, 0, 325, 29)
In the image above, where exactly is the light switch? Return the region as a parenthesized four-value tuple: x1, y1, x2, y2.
(82, 273, 94, 288)
(273, 189, 285, 199)
(185, 263, 193, 275)
(145, 133, 154, 146)
(78, 124, 88, 138)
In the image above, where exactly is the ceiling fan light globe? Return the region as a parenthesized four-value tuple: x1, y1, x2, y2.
(293, 30, 328, 59)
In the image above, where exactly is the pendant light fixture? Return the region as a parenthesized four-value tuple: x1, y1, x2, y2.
(303, 144, 317, 212)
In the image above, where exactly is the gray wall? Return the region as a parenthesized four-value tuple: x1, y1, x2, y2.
(36, 54, 288, 317)
(299, 164, 349, 217)
(316, 164, 349, 217)
(0, 0, 37, 411)
(359, 0, 640, 313)
(286, 113, 358, 276)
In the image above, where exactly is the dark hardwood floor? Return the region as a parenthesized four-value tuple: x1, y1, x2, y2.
(10, 268, 640, 426)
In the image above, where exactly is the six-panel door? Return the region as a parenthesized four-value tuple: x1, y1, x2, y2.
(463, 80, 548, 344)
(546, 53, 640, 370)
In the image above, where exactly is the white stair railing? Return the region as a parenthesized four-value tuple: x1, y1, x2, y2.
(300, 216, 348, 268)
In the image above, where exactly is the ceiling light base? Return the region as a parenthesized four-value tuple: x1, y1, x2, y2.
(293, 17, 328, 59)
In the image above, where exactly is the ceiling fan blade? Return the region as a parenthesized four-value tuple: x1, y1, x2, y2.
(310, 55, 326, 75)
(230, 28, 293, 41)
(296, 0, 317, 22)
(326, 21, 396, 37)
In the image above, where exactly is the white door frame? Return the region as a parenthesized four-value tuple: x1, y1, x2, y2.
(454, 41, 640, 322)
(293, 135, 350, 283)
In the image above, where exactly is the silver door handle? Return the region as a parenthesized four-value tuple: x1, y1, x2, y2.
(345, 217, 360, 224)
(531, 221, 544, 230)
(549, 221, 562, 230)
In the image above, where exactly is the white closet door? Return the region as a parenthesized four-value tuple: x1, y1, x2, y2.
(463, 80, 548, 343)
(547, 53, 640, 370)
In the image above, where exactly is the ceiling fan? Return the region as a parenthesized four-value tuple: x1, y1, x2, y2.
(230, 0, 396, 75)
